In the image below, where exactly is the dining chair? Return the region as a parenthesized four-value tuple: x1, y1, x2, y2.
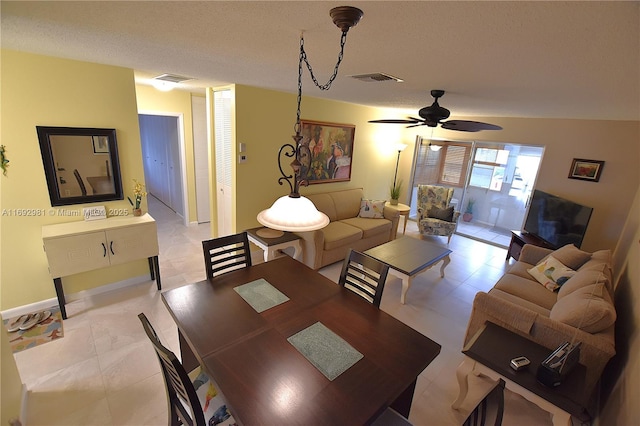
(202, 232, 252, 279)
(338, 249, 390, 307)
(73, 169, 87, 196)
(138, 313, 234, 426)
(463, 378, 506, 426)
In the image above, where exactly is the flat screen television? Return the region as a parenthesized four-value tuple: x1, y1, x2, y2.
(523, 189, 593, 249)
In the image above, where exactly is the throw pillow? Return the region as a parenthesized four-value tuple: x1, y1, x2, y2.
(546, 244, 591, 270)
(550, 283, 616, 333)
(358, 199, 385, 219)
(527, 255, 576, 291)
(557, 267, 608, 299)
(427, 206, 454, 222)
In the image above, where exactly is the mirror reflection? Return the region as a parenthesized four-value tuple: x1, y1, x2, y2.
(50, 135, 116, 197)
(37, 126, 123, 206)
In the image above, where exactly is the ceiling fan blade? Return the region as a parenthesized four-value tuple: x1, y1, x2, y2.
(441, 120, 503, 132)
(406, 123, 427, 128)
(368, 119, 421, 124)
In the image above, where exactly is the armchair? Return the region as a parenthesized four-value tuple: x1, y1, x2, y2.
(417, 184, 459, 244)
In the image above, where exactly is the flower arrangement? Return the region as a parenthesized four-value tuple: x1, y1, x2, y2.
(127, 179, 147, 210)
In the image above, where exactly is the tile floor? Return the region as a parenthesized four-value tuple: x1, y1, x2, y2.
(16, 196, 552, 425)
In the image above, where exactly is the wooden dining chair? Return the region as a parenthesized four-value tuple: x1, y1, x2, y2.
(202, 232, 252, 279)
(138, 313, 234, 426)
(338, 249, 390, 307)
(73, 169, 87, 196)
(463, 378, 506, 426)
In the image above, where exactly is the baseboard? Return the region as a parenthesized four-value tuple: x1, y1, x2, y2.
(1, 274, 150, 319)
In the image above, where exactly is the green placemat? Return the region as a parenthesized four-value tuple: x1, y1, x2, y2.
(288, 322, 363, 381)
(234, 278, 289, 313)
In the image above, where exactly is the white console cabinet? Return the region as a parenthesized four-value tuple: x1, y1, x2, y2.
(42, 213, 160, 319)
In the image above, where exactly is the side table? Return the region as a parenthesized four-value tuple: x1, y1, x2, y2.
(452, 322, 593, 426)
(385, 202, 411, 235)
(246, 227, 302, 262)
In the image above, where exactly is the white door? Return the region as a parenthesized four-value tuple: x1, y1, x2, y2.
(214, 90, 232, 236)
(192, 96, 210, 223)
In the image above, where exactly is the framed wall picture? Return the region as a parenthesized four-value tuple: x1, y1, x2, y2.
(92, 135, 110, 154)
(568, 158, 604, 182)
(299, 120, 355, 184)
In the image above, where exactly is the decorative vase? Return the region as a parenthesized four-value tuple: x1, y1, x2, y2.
(390, 199, 399, 206)
(462, 212, 473, 222)
(133, 208, 142, 217)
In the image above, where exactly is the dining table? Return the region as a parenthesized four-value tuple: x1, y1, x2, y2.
(162, 255, 441, 425)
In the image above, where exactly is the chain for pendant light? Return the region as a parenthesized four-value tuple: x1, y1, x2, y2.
(300, 31, 348, 91)
(295, 31, 349, 133)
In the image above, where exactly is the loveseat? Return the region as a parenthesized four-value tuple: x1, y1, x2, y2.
(295, 188, 399, 270)
(464, 243, 616, 390)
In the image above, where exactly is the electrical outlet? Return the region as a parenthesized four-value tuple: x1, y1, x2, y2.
(238, 154, 247, 164)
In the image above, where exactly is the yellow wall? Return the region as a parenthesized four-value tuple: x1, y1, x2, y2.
(135, 84, 199, 224)
(0, 50, 147, 309)
(233, 84, 406, 232)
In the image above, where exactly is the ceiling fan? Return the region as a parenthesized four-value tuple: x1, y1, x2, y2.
(369, 90, 502, 132)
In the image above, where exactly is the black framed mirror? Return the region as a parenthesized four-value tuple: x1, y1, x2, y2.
(36, 126, 124, 206)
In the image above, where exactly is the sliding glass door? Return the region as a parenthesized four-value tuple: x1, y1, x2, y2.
(409, 137, 544, 247)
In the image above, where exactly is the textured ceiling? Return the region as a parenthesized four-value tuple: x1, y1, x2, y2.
(2, 1, 639, 121)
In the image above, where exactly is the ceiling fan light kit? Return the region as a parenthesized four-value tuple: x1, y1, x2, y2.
(369, 89, 502, 132)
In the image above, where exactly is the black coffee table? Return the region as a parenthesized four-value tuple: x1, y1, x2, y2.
(365, 237, 451, 304)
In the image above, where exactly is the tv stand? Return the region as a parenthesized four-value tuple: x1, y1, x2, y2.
(507, 230, 555, 261)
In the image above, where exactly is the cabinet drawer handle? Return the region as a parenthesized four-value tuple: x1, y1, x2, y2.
(102, 242, 107, 257)
(110, 241, 115, 256)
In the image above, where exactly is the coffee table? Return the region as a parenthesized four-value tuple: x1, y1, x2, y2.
(365, 237, 452, 304)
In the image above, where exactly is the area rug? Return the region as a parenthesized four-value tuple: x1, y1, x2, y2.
(3, 306, 64, 353)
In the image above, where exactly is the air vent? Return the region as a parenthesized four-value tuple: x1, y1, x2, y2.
(153, 73, 194, 83)
(350, 72, 403, 83)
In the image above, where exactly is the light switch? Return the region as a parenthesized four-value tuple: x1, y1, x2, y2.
(239, 142, 246, 153)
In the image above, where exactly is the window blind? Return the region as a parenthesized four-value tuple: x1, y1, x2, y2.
(413, 139, 470, 187)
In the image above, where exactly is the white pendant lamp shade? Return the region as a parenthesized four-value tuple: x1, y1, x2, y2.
(257, 195, 330, 232)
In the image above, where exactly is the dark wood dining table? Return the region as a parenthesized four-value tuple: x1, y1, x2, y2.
(162, 256, 441, 425)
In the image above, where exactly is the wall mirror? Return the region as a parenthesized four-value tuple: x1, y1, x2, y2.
(37, 126, 124, 206)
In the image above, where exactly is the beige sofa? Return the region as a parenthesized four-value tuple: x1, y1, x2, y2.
(465, 243, 616, 390)
(295, 188, 399, 270)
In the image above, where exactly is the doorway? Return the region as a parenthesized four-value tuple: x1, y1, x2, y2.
(138, 114, 186, 220)
(409, 137, 544, 247)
